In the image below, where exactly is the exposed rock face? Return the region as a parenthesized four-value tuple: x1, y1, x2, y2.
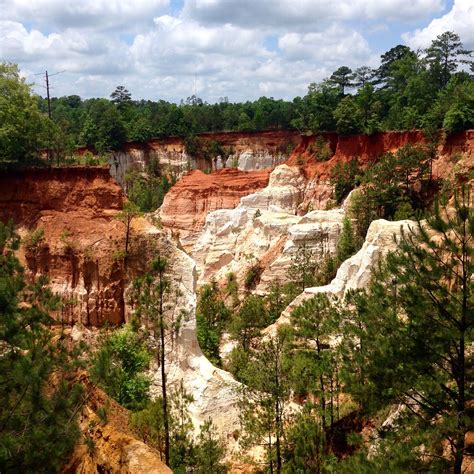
(193, 165, 345, 290)
(266, 219, 414, 333)
(62, 373, 171, 474)
(240, 164, 305, 212)
(109, 130, 299, 185)
(159, 168, 270, 250)
(0, 167, 127, 326)
(0, 167, 242, 450)
(290, 130, 474, 212)
(141, 236, 241, 447)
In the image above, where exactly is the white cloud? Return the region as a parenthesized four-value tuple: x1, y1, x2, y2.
(279, 25, 371, 66)
(0, 0, 456, 102)
(184, 0, 444, 29)
(403, 0, 474, 49)
(1, 0, 169, 31)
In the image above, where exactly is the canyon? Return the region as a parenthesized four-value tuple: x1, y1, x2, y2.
(1, 129, 473, 470)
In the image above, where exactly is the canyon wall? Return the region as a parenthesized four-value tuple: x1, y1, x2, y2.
(109, 130, 299, 185)
(160, 130, 473, 250)
(159, 167, 271, 250)
(0, 167, 127, 326)
(0, 167, 242, 447)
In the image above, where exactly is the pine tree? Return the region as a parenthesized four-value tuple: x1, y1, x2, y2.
(336, 217, 357, 264)
(131, 253, 172, 466)
(0, 221, 83, 472)
(340, 187, 474, 472)
(290, 294, 340, 430)
(239, 328, 291, 474)
(425, 31, 472, 88)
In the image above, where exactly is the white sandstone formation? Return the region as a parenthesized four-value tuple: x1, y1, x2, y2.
(240, 164, 305, 212)
(266, 219, 415, 333)
(146, 229, 241, 449)
(193, 164, 345, 289)
(110, 148, 191, 186)
(226, 149, 287, 171)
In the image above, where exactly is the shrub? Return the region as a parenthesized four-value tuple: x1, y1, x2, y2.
(310, 136, 332, 162)
(90, 324, 151, 410)
(244, 263, 263, 291)
(24, 228, 44, 250)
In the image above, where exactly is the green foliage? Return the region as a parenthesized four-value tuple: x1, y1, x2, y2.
(196, 281, 231, 366)
(330, 158, 360, 204)
(0, 221, 83, 472)
(79, 99, 127, 153)
(329, 66, 354, 95)
(339, 188, 474, 471)
(336, 217, 358, 264)
(239, 329, 291, 473)
(194, 419, 228, 474)
(265, 281, 299, 324)
(24, 228, 45, 251)
(334, 96, 363, 135)
(425, 31, 473, 89)
(309, 135, 333, 161)
(131, 397, 167, 456)
(6, 30, 468, 162)
(132, 384, 227, 473)
(288, 235, 339, 291)
(229, 295, 268, 352)
(357, 144, 429, 221)
(0, 63, 52, 166)
(283, 404, 328, 473)
(90, 324, 151, 410)
(290, 294, 340, 427)
(125, 159, 173, 212)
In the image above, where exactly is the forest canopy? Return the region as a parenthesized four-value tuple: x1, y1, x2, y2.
(1, 30, 472, 167)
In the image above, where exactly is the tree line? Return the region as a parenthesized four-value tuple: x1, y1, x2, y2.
(1, 31, 472, 168)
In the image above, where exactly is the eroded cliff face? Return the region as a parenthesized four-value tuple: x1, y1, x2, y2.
(159, 168, 271, 250)
(160, 130, 474, 247)
(0, 167, 128, 326)
(62, 372, 171, 474)
(192, 164, 345, 290)
(110, 130, 299, 186)
(0, 166, 242, 452)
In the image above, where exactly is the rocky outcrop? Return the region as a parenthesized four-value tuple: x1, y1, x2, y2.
(62, 372, 171, 474)
(193, 165, 345, 289)
(159, 168, 270, 250)
(289, 130, 474, 212)
(266, 218, 414, 333)
(0, 167, 128, 326)
(109, 130, 299, 186)
(0, 166, 242, 450)
(126, 234, 242, 447)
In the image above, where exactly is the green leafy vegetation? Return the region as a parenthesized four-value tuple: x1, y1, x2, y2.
(90, 324, 151, 410)
(2, 31, 471, 170)
(0, 221, 83, 472)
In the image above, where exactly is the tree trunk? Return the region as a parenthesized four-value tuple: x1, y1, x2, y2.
(159, 267, 170, 466)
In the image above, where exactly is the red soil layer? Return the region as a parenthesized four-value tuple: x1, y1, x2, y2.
(0, 167, 127, 326)
(160, 167, 270, 244)
(287, 130, 474, 179)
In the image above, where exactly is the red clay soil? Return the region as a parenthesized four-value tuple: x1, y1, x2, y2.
(160, 167, 270, 244)
(0, 167, 127, 326)
(0, 166, 123, 226)
(286, 130, 474, 180)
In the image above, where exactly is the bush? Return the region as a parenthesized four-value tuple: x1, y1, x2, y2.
(330, 159, 360, 204)
(310, 136, 332, 162)
(24, 228, 44, 250)
(244, 263, 263, 291)
(90, 324, 151, 410)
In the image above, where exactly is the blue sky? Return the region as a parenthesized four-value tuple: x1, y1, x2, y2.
(0, 0, 471, 103)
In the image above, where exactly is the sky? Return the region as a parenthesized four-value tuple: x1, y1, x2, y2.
(1, 0, 473, 103)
